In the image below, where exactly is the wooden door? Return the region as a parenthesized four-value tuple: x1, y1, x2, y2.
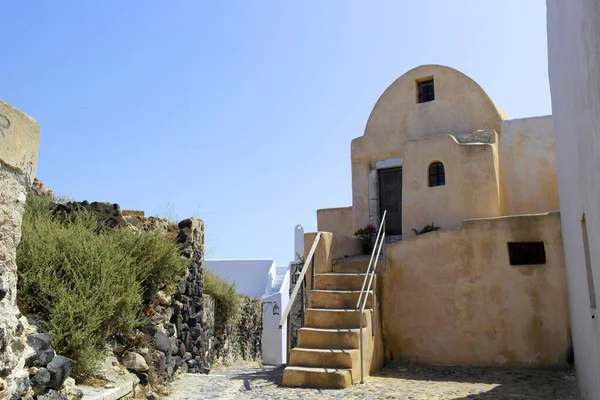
(379, 167, 402, 235)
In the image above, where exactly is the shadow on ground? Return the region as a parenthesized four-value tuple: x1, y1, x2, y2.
(229, 365, 285, 387)
(377, 363, 580, 399)
(227, 363, 580, 399)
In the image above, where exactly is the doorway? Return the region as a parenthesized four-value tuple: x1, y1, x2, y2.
(378, 167, 402, 235)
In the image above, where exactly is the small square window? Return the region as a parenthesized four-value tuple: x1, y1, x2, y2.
(508, 242, 546, 265)
(418, 79, 434, 103)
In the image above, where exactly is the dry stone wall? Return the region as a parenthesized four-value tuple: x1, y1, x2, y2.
(209, 296, 262, 367)
(0, 101, 80, 399)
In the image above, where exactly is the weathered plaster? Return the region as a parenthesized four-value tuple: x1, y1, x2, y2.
(0, 100, 40, 398)
(351, 65, 507, 232)
(316, 207, 354, 238)
(500, 116, 560, 215)
(402, 133, 501, 238)
(547, 1, 600, 398)
(382, 213, 570, 366)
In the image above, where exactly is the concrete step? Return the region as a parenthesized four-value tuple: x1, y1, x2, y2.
(304, 308, 372, 329)
(282, 366, 352, 389)
(289, 348, 359, 370)
(297, 327, 362, 349)
(309, 290, 372, 309)
(332, 255, 382, 273)
(314, 273, 373, 291)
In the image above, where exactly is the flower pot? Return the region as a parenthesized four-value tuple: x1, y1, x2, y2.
(362, 242, 373, 255)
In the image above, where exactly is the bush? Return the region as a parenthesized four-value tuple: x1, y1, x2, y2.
(16, 195, 187, 376)
(204, 270, 241, 321)
(412, 222, 441, 236)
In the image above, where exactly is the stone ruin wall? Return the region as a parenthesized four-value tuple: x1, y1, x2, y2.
(0, 98, 262, 397)
(1, 101, 79, 399)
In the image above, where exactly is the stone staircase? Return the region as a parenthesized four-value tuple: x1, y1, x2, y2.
(282, 256, 380, 389)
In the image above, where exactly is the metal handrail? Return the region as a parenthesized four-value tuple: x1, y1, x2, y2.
(279, 232, 321, 329)
(356, 211, 386, 384)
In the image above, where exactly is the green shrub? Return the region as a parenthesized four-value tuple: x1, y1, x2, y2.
(16, 195, 187, 376)
(412, 222, 441, 236)
(204, 270, 241, 321)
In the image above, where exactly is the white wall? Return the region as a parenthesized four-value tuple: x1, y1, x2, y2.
(261, 266, 290, 365)
(204, 259, 275, 297)
(547, 1, 600, 399)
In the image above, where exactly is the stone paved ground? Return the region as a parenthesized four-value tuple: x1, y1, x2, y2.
(166, 364, 581, 399)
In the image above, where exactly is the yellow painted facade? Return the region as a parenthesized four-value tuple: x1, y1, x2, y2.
(312, 65, 570, 367)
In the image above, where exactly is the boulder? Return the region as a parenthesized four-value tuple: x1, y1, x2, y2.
(122, 352, 149, 372)
(153, 332, 171, 354)
(46, 355, 74, 390)
(34, 349, 56, 368)
(25, 334, 53, 367)
(31, 367, 51, 388)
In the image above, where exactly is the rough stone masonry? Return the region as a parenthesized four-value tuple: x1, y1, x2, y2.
(0, 100, 40, 398)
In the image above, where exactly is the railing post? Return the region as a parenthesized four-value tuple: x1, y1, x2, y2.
(372, 278, 376, 337)
(301, 277, 306, 322)
(359, 312, 364, 384)
(311, 254, 315, 291)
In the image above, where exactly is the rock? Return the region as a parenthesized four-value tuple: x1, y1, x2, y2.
(113, 344, 126, 355)
(46, 355, 74, 390)
(37, 389, 67, 400)
(122, 351, 149, 372)
(31, 367, 51, 388)
(135, 372, 149, 385)
(0, 281, 7, 301)
(12, 373, 31, 399)
(154, 352, 166, 373)
(138, 347, 149, 356)
(25, 334, 53, 367)
(34, 349, 56, 367)
(178, 219, 193, 230)
(30, 178, 54, 198)
(57, 377, 82, 400)
(153, 332, 171, 354)
(156, 291, 171, 307)
(146, 391, 159, 400)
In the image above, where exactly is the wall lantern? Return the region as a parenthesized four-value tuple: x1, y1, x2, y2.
(262, 301, 279, 316)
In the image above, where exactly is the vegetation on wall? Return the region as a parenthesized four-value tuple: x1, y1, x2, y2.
(412, 222, 441, 236)
(16, 195, 188, 376)
(204, 270, 242, 321)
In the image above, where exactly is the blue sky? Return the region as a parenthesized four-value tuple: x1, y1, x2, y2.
(2, 1, 550, 265)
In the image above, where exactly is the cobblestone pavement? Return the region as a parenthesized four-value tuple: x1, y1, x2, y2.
(167, 364, 580, 399)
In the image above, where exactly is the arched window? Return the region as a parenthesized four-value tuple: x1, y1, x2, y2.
(429, 162, 445, 187)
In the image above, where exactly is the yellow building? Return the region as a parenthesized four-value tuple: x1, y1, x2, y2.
(282, 65, 571, 388)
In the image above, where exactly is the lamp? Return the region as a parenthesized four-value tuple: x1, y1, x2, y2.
(262, 301, 279, 316)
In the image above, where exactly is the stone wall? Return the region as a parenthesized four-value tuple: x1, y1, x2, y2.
(171, 218, 209, 374)
(196, 295, 262, 367)
(0, 101, 37, 398)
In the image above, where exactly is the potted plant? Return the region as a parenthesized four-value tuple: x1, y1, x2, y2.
(354, 224, 376, 254)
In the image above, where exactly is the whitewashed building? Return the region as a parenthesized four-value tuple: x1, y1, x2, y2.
(205, 225, 304, 365)
(547, 1, 600, 399)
